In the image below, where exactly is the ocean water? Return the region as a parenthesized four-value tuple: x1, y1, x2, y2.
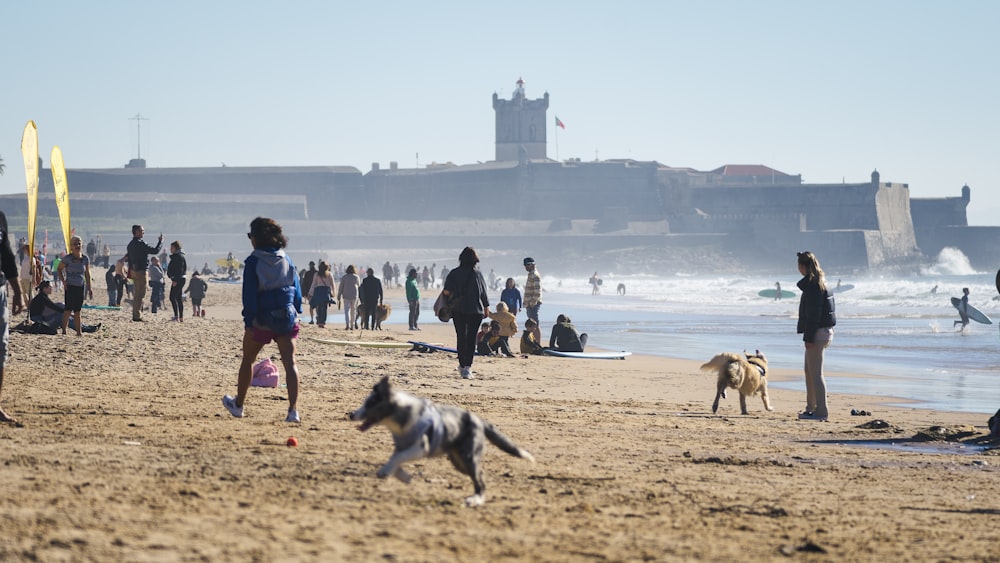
(491, 248, 1000, 415)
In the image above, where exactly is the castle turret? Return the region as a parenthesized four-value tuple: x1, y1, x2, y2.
(492, 78, 549, 162)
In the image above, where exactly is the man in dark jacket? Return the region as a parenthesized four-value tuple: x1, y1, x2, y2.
(126, 224, 162, 322)
(0, 210, 24, 422)
(359, 268, 383, 330)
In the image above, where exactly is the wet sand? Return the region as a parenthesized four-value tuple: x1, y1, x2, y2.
(0, 281, 997, 561)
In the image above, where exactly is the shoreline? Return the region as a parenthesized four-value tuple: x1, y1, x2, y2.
(2, 281, 997, 560)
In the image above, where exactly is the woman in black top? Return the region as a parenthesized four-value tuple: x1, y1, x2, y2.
(443, 247, 489, 379)
(795, 251, 836, 421)
(167, 241, 187, 322)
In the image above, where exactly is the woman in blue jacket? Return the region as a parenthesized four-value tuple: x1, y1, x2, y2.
(223, 217, 303, 423)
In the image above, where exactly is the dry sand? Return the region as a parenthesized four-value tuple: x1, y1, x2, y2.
(1, 281, 998, 561)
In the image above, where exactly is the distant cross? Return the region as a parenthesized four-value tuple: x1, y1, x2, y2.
(129, 113, 150, 160)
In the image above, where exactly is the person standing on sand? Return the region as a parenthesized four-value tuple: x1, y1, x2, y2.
(307, 260, 335, 328)
(56, 236, 93, 336)
(167, 241, 187, 322)
(223, 217, 302, 423)
(500, 277, 522, 318)
(126, 224, 162, 322)
(406, 268, 421, 330)
(359, 268, 384, 330)
(184, 271, 208, 317)
(795, 251, 836, 422)
(0, 210, 24, 422)
(443, 246, 490, 379)
(523, 257, 542, 323)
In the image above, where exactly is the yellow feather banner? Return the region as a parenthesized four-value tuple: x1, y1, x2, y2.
(50, 146, 72, 251)
(20, 121, 39, 260)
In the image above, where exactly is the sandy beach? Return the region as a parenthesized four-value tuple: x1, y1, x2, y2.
(1, 281, 998, 561)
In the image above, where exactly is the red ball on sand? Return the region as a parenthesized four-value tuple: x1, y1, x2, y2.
(286, 436, 298, 447)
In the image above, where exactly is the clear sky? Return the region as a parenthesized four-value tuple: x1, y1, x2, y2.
(2, 1, 997, 223)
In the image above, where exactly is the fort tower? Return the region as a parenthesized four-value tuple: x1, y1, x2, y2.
(492, 78, 549, 161)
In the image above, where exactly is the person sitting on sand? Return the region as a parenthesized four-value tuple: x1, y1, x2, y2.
(549, 314, 588, 352)
(519, 318, 544, 355)
(477, 320, 515, 357)
(29, 280, 100, 334)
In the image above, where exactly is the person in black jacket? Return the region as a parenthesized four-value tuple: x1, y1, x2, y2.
(0, 210, 23, 423)
(126, 224, 163, 322)
(167, 241, 187, 322)
(795, 251, 836, 422)
(549, 314, 588, 352)
(443, 246, 490, 379)
(359, 267, 383, 330)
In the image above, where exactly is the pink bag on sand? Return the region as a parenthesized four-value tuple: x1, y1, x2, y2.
(251, 358, 280, 388)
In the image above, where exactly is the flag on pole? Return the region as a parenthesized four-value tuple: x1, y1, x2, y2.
(21, 121, 39, 261)
(51, 146, 72, 251)
(555, 116, 566, 129)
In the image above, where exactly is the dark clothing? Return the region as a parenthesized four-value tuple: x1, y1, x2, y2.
(105, 268, 117, 306)
(796, 276, 836, 343)
(168, 251, 187, 319)
(500, 287, 522, 314)
(0, 212, 18, 285)
(186, 276, 208, 301)
(443, 266, 489, 316)
(549, 321, 586, 352)
(359, 275, 383, 329)
(126, 236, 162, 273)
(478, 333, 514, 357)
(452, 312, 483, 369)
(29, 291, 63, 324)
(301, 268, 317, 297)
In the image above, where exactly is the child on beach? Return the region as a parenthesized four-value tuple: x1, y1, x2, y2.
(222, 217, 303, 423)
(477, 320, 515, 357)
(520, 318, 544, 355)
(486, 301, 518, 351)
(185, 271, 209, 317)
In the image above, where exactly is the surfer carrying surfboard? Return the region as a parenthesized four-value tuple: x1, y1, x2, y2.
(954, 287, 970, 330)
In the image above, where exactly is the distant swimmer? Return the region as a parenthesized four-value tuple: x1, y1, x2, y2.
(931, 284, 938, 294)
(617, 283, 626, 296)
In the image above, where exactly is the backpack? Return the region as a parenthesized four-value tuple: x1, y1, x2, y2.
(251, 358, 280, 388)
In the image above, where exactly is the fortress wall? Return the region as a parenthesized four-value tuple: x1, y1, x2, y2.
(525, 162, 663, 221)
(911, 197, 969, 230)
(872, 184, 918, 255)
(362, 166, 522, 220)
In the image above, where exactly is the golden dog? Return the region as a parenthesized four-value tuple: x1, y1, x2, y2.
(357, 303, 392, 330)
(700, 350, 773, 415)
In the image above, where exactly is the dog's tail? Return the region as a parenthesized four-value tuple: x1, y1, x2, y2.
(700, 352, 743, 387)
(484, 423, 535, 463)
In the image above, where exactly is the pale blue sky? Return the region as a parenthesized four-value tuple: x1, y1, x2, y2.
(2, 1, 997, 223)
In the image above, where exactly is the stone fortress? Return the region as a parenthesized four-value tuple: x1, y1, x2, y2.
(3, 78, 995, 274)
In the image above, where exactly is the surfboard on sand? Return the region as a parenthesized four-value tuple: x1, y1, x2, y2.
(308, 337, 412, 349)
(82, 304, 120, 310)
(951, 297, 992, 324)
(209, 278, 241, 284)
(758, 289, 795, 299)
(543, 350, 632, 360)
(407, 341, 459, 354)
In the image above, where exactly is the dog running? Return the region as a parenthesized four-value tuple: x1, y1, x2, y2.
(700, 350, 773, 415)
(348, 376, 535, 507)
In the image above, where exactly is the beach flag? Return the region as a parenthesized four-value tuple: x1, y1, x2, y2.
(20, 121, 39, 260)
(50, 146, 72, 251)
(555, 116, 566, 129)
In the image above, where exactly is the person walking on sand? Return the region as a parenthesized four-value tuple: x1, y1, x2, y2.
(56, 235, 93, 336)
(406, 268, 421, 330)
(0, 210, 24, 422)
(185, 271, 208, 317)
(222, 217, 302, 423)
(359, 267, 384, 330)
(523, 257, 542, 323)
(795, 251, 836, 422)
(954, 287, 970, 330)
(126, 224, 162, 322)
(443, 246, 490, 379)
(307, 260, 335, 328)
(337, 265, 360, 330)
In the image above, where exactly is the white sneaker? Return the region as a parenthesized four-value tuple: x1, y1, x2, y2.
(285, 409, 300, 423)
(222, 395, 244, 418)
(460, 367, 474, 379)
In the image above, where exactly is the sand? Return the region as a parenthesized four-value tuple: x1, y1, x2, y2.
(1, 281, 998, 562)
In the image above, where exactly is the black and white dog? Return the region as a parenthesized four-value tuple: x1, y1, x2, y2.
(348, 376, 535, 506)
